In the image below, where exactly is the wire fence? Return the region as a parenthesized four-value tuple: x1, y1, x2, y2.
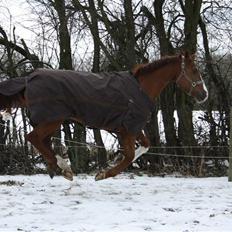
(0, 119, 230, 159)
(0, 115, 230, 173)
(0, 119, 230, 177)
(0, 140, 229, 159)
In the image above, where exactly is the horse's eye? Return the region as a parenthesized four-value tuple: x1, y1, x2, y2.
(193, 69, 198, 74)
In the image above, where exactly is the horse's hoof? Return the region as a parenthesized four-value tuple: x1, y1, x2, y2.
(95, 171, 106, 181)
(48, 171, 55, 179)
(47, 166, 56, 179)
(62, 169, 74, 181)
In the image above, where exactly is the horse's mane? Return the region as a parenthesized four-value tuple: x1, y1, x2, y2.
(133, 55, 179, 77)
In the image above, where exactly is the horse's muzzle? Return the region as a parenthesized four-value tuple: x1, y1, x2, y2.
(195, 90, 208, 104)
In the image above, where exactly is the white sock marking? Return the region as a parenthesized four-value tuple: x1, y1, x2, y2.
(56, 155, 71, 170)
(133, 146, 149, 162)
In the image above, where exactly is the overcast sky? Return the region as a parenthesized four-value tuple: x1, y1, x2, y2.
(1, 0, 35, 44)
(1, 0, 231, 58)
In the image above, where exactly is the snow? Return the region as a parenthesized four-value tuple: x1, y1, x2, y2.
(0, 174, 232, 232)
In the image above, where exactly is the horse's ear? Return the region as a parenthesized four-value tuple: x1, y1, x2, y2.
(190, 53, 196, 61)
(184, 51, 190, 58)
(179, 50, 190, 58)
(183, 51, 195, 61)
(131, 64, 146, 76)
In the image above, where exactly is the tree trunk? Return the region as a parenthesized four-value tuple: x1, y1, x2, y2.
(53, 0, 73, 70)
(199, 17, 230, 135)
(0, 118, 6, 151)
(141, 1, 178, 164)
(176, 0, 202, 150)
(53, 0, 87, 172)
(88, 0, 107, 168)
(70, 123, 89, 173)
(123, 0, 136, 68)
(175, 0, 202, 168)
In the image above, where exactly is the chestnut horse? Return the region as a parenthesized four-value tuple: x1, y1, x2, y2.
(0, 52, 208, 181)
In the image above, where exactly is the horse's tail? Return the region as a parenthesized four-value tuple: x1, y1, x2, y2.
(0, 76, 27, 112)
(0, 94, 13, 120)
(0, 94, 13, 111)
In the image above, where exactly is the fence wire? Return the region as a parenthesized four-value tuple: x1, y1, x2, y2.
(0, 121, 230, 159)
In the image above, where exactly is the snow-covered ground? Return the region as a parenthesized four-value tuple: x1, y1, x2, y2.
(0, 174, 231, 232)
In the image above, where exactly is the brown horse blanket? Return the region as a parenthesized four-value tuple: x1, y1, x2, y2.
(0, 69, 154, 135)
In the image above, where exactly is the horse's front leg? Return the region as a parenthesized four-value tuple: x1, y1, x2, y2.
(95, 130, 136, 181)
(134, 130, 150, 162)
(26, 130, 58, 178)
(43, 135, 72, 180)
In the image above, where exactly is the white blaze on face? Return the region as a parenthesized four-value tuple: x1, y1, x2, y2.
(196, 78, 208, 104)
(203, 81, 208, 99)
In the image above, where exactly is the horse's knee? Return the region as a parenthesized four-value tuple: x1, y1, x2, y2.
(137, 137, 150, 148)
(137, 131, 150, 148)
(141, 138, 150, 148)
(26, 131, 57, 167)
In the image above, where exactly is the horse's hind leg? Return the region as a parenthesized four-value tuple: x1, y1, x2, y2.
(26, 121, 61, 174)
(26, 120, 73, 181)
(95, 130, 135, 181)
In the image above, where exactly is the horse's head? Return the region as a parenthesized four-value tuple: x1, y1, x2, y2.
(176, 52, 208, 104)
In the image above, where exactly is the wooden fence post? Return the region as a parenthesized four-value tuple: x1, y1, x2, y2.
(229, 107, 232, 182)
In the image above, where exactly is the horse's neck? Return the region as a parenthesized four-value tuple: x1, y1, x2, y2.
(139, 62, 179, 100)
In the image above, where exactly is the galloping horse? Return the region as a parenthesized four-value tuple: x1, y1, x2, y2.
(0, 52, 208, 181)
